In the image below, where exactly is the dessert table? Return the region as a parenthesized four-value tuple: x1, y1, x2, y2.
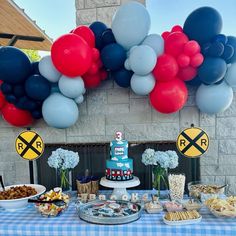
(0, 190, 236, 236)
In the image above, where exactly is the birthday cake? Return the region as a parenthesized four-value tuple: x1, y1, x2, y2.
(105, 132, 133, 181)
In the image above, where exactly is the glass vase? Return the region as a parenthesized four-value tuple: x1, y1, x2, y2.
(57, 169, 71, 192)
(152, 166, 168, 198)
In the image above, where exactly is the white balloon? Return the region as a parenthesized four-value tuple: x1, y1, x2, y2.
(124, 59, 131, 70)
(75, 95, 84, 104)
(142, 34, 164, 58)
(129, 45, 156, 75)
(39, 55, 61, 82)
(130, 73, 156, 95)
(112, 2, 151, 50)
(58, 75, 85, 99)
(225, 63, 236, 87)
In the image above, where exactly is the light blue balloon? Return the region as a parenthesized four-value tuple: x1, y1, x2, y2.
(129, 45, 156, 75)
(142, 34, 164, 58)
(196, 82, 233, 114)
(75, 95, 84, 104)
(225, 63, 236, 87)
(42, 93, 79, 129)
(58, 75, 85, 98)
(111, 2, 151, 50)
(130, 73, 155, 95)
(38, 55, 61, 83)
(124, 59, 131, 70)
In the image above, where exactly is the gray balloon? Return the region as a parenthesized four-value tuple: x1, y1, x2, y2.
(196, 82, 233, 114)
(129, 45, 156, 75)
(42, 93, 79, 129)
(225, 63, 236, 87)
(130, 73, 156, 95)
(58, 75, 85, 99)
(39, 55, 61, 83)
(142, 34, 164, 58)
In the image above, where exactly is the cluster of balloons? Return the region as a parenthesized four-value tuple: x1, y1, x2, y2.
(183, 7, 236, 114)
(1, 2, 236, 129)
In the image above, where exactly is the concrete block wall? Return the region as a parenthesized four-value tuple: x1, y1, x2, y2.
(0, 0, 236, 194)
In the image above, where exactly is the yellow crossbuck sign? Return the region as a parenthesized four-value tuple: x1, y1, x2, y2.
(176, 127, 209, 158)
(15, 131, 44, 160)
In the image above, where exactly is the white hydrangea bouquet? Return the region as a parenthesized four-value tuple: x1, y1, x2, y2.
(142, 149, 179, 197)
(48, 148, 80, 190)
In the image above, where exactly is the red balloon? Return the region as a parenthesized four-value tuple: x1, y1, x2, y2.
(97, 59, 103, 69)
(51, 33, 92, 77)
(87, 62, 99, 75)
(1, 103, 33, 127)
(100, 69, 108, 81)
(162, 31, 170, 40)
(178, 66, 197, 81)
(92, 48, 100, 62)
(183, 40, 200, 56)
(0, 80, 3, 86)
(152, 54, 179, 82)
(190, 53, 204, 67)
(0, 91, 6, 109)
(72, 26, 95, 48)
(177, 54, 190, 67)
(82, 73, 101, 88)
(165, 32, 189, 57)
(149, 78, 188, 114)
(171, 25, 183, 32)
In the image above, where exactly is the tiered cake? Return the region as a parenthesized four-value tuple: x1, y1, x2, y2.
(105, 132, 133, 181)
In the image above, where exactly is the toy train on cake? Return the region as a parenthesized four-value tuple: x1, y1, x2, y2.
(105, 168, 133, 181)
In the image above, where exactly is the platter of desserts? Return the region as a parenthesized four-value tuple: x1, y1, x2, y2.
(0, 184, 46, 211)
(163, 210, 202, 225)
(205, 196, 236, 218)
(35, 188, 70, 217)
(78, 200, 142, 224)
(145, 200, 163, 214)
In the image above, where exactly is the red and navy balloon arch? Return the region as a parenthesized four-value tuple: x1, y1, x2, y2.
(0, 2, 236, 129)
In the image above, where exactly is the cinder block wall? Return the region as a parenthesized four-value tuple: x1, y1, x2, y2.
(0, 0, 236, 194)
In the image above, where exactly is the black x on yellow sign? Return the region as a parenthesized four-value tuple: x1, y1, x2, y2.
(176, 127, 209, 158)
(15, 131, 44, 160)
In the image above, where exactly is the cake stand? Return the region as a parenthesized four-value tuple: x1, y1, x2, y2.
(100, 176, 140, 200)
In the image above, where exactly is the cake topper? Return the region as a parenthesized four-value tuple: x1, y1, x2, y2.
(115, 131, 123, 142)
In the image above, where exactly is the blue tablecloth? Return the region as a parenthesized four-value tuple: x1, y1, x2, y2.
(0, 190, 236, 236)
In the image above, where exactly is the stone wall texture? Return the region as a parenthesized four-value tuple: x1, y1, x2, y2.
(1, 0, 236, 194)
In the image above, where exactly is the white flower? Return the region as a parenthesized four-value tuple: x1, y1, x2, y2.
(47, 148, 79, 170)
(142, 148, 156, 166)
(154, 150, 179, 169)
(165, 150, 179, 169)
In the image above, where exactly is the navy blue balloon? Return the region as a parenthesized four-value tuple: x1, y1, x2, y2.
(5, 94, 17, 104)
(201, 43, 211, 56)
(31, 110, 42, 119)
(15, 96, 30, 110)
(101, 43, 126, 71)
(183, 7, 222, 45)
(24, 100, 37, 111)
(222, 44, 234, 63)
(213, 34, 228, 45)
(186, 76, 202, 87)
(89, 21, 107, 49)
(1, 82, 13, 95)
(101, 29, 116, 48)
(13, 85, 25, 98)
(25, 75, 51, 101)
(198, 57, 227, 85)
(113, 68, 133, 88)
(208, 42, 224, 57)
(0, 47, 31, 84)
(227, 36, 236, 63)
(31, 62, 40, 74)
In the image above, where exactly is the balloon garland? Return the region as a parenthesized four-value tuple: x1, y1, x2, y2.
(0, 2, 236, 128)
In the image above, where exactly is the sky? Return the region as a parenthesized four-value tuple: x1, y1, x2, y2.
(13, 0, 236, 40)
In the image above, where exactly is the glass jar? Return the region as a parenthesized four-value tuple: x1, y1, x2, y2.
(168, 173, 186, 201)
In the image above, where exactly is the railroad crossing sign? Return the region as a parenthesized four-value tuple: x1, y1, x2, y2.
(176, 127, 209, 158)
(15, 131, 44, 161)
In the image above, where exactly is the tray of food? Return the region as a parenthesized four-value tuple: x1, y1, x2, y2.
(205, 196, 236, 218)
(145, 200, 163, 214)
(163, 201, 183, 212)
(78, 200, 142, 224)
(182, 199, 202, 211)
(188, 181, 225, 202)
(0, 184, 46, 211)
(35, 189, 70, 217)
(163, 210, 202, 225)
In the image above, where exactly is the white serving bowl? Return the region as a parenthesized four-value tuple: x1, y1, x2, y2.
(0, 184, 46, 211)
